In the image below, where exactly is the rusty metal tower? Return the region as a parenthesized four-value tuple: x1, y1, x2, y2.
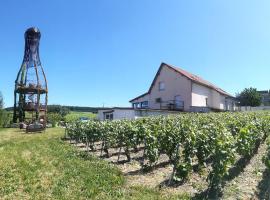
(13, 27, 48, 128)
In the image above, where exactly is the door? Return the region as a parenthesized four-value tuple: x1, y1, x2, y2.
(174, 95, 184, 110)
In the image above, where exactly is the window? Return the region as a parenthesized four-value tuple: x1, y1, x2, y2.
(159, 81, 165, 91)
(141, 101, 148, 108)
(205, 98, 208, 106)
(132, 102, 141, 108)
(104, 113, 113, 120)
(156, 98, 162, 103)
(174, 95, 184, 109)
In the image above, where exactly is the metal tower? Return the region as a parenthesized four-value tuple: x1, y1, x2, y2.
(13, 27, 48, 128)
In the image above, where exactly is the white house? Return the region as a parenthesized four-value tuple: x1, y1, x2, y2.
(97, 62, 237, 121)
(129, 62, 237, 112)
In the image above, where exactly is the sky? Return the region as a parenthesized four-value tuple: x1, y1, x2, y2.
(0, 0, 270, 108)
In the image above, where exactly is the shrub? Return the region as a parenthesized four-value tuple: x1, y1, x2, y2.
(47, 113, 62, 127)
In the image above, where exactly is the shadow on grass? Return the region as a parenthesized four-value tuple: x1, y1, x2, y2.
(191, 140, 262, 199)
(158, 179, 186, 188)
(99, 146, 145, 159)
(256, 168, 270, 199)
(124, 160, 171, 176)
(225, 139, 261, 182)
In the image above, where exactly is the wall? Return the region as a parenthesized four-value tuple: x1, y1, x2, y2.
(212, 90, 224, 109)
(97, 109, 112, 120)
(149, 65, 192, 111)
(191, 83, 211, 107)
(191, 83, 232, 111)
(240, 106, 270, 111)
(131, 65, 192, 111)
(134, 109, 182, 118)
(98, 109, 186, 121)
(98, 109, 135, 121)
(114, 109, 136, 120)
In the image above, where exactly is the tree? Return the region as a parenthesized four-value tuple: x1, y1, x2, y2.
(47, 113, 62, 127)
(59, 107, 70, 117)
(47, 105, 70, 117)
(0, 92, 3, 109)
(0, 92, 8, 127)
(237, 87, 262, 107)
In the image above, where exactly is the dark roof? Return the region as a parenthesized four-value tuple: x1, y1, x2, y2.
(165, 63, 233, 97)
(129, 92, 149, 102)
(98, 107, 134, 111)
(130, 62, 233, 102)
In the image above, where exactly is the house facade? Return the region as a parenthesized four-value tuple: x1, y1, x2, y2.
(130, 63, 237, 112)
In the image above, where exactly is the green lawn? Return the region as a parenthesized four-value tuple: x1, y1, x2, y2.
(0, 128, 189, 200)
(64, 111, 97, 122)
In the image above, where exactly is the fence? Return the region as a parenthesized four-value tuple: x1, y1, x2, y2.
(240, 106, 270, 111)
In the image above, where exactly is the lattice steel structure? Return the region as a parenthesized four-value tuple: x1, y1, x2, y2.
(13, 27, 48, 127)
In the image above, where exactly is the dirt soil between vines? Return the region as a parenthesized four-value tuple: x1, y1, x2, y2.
(70, 140, 270, 200)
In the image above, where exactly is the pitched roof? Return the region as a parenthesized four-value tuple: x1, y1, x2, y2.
(165, 63, 233, 97)
(129, 92, 149, 102)
(130, 62, 233, 102)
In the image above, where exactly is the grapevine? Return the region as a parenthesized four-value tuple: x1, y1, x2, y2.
(66, 111, 270, 191)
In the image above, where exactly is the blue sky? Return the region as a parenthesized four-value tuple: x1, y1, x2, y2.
(0, 0, 269, 108)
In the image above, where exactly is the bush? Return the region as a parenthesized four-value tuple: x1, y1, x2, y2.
(0, 110, 11, 128)
(0, 92, 3, 109)
(47, 105, 70, 118)
(47, 113, 62, 127)
(0, 92, 10, 127)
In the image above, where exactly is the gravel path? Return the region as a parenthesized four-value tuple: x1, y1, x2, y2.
(222, 140, 269, 200)
(69, 139, 270, 199)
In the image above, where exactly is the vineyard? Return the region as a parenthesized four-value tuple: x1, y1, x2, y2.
(264, 137, 270, 170)
(66, 112, 270, 198)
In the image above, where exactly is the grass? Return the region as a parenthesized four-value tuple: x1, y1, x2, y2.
(0, 128, 189, 199)
(64, 111, 96, 122)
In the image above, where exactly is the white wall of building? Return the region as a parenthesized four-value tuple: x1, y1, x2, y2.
(191, 83, 211, 107)
(239, 106, 270, 111)
(98, 109, 185, 121)
(131, 65, 192, 111)
(97, 109, 112, 121)
(131, 64, 235, 112)
(113, 109, 136, 120)
(98, 109, 135, 121)
(191, 83, 234, 111)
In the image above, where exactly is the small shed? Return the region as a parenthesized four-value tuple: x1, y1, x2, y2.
(98, 107, 135, 121)
(97, 107, 182, 121)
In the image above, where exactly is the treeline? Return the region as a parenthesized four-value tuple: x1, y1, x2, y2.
(64, 106, 100, 113)
(5, 105, 108, 113)
(3, 103, 99, 127)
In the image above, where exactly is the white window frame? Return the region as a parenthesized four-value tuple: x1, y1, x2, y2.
(141, 101, 149, 108)
(159, 81, 165, 91)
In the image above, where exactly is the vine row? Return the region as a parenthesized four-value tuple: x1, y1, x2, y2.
(66, 112, 270, 190)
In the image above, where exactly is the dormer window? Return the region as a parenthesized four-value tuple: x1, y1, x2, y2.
(159, 81, 165, 91)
